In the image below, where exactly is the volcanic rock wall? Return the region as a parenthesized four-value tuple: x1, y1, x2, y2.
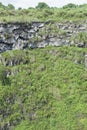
(0, 21, 87, 53)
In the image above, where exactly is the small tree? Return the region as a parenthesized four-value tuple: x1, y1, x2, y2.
(7, 4, 15, 10)
(63, 3, 77, 9)
(36, 2, 49, 9)
(0, 2, 6, 9)
(18, 7, 22, 10)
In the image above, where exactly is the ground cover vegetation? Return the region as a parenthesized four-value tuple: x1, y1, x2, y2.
(0, 46, 87, 130)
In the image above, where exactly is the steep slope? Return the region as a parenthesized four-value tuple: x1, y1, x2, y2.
(0, 46, 87, 130)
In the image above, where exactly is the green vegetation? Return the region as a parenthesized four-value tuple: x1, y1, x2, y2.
(63, 3, 77, 9)
(0, 46, 87, 129)
(70, 32, 87, 47)
(36, 2, 49, 9)
(0, 2, 87, 22)
(0, 66, 10, 85)
(71, 32, 87, 43)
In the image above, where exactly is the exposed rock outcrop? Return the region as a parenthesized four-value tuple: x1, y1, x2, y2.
(0, 21, 87, 53)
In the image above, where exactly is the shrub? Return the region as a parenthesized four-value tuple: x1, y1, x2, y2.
(36, 2, 49, 9)
(0, 66, 10, 85)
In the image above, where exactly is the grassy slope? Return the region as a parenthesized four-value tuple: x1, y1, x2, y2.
(0, 46, 87, 130)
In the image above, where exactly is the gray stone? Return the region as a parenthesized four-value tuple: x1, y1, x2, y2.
(0, 21, 87, 53)
(85, 54, 87, 67)
(39, 23, 44, 28)
(77, 42, 85, 47)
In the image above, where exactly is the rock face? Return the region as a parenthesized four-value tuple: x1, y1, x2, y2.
(0, 21, 87, 53)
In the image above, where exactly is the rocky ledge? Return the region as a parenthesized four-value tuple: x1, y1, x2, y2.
(0, 21, 87, 53)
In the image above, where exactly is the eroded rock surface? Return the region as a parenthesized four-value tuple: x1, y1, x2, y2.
(0, 21, 87, 52)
